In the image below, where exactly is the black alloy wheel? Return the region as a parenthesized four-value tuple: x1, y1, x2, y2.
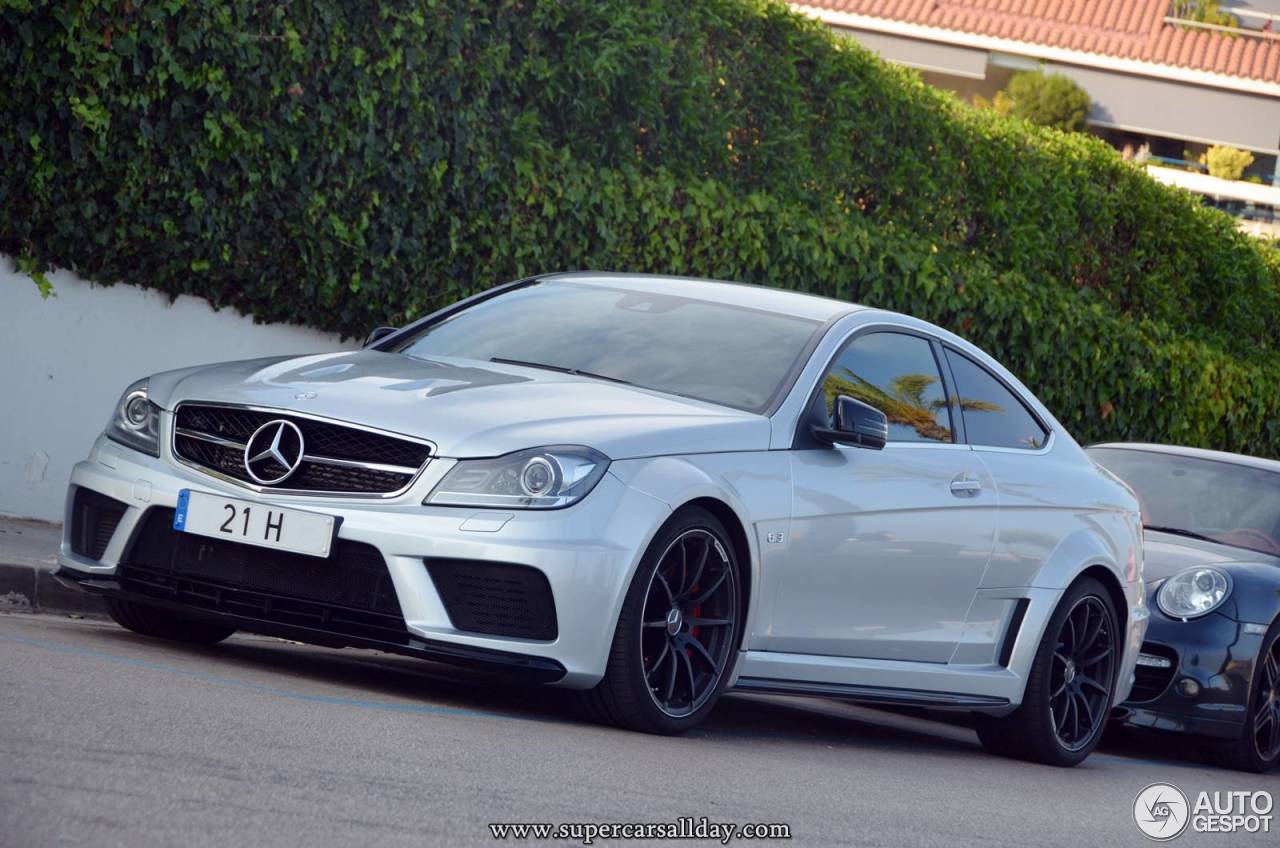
(1212, 620, 1280, 773)
(974, 577, 1119, 766)
(577, 507, 743, 734)
(640, 528, 738, 718)
(1049, 596, 1117, 752)
(1252, 632, 1280, 764)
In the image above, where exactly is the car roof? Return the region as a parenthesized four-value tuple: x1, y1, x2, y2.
(1088, 442, 1280, 474)
(540, 272, 863, 323)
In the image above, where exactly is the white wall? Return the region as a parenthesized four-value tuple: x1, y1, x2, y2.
(0, 257, 355, 521)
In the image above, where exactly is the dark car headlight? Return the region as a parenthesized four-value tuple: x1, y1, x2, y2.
(105, 378, 161, 457)
(1156, 567, 1232, 620)
(425, 446, 609, 509)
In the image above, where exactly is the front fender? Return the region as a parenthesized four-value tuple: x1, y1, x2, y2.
(608, 453, 792, 654)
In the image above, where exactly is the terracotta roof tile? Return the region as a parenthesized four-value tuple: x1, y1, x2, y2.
(796, 0, 1280, 82)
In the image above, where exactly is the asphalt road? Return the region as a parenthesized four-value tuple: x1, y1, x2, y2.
(2, 612, 1277, 848)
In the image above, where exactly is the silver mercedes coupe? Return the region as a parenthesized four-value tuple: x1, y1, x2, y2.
(56, 273, 1147, 766)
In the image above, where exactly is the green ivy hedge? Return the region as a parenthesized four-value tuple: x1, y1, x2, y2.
(2, 0, 1279, 453)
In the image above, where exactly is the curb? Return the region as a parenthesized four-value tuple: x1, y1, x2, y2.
(0, 561, 107, 616)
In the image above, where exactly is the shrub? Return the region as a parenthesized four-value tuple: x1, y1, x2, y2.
(1001, 71, 1092, 133)
(1203, 145, 1255, 181)
(1, 0, 1279, 455)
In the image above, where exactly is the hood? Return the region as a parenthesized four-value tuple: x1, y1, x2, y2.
(147, 350, 769, 459)
(1143, 530, 1280, 582)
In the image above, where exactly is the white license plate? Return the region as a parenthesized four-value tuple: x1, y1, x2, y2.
(173, 489, 337, 558)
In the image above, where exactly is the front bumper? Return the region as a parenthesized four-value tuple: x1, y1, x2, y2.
(59, 433, 672, 688)
(1115, 607, 1266, 740)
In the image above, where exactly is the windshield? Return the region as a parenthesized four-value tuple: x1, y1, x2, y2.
(1087, 447, 1280, 557)
(391, 281, 823, 413)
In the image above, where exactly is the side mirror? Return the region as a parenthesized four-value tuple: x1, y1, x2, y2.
(364, 326, 398, 347)
(813, 395, 888, 450)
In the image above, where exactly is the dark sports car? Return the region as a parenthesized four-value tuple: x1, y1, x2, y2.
(1088, 443, 1280, 773)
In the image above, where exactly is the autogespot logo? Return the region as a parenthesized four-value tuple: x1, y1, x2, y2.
(1134, 783, 1190, 841)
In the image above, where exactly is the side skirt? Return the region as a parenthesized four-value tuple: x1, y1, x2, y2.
(733, 676, 1010, 709)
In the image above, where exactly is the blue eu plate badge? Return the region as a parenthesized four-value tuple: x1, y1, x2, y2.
(173, 489, 191, 531)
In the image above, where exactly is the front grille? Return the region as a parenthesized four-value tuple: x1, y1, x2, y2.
(120, 508, 407, 644)
(173, 403, 432, 495)
(425, 559, 558, 641)
(1127, 643, 1178, 703)
(70, 488, 128, 560)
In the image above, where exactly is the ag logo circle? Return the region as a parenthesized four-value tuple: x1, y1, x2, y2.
(1134, 783, 1190, 841)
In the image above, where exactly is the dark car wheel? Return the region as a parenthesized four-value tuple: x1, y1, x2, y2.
(975, 577, 1119, 766)
(1210, 619, 1280, 773)
(106, 598, 237, 645)
(578, 507, 742, 734)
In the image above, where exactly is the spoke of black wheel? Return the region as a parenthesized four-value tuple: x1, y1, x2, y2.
(690, 570, 728, 605)
(1063, 614, 1078, 654)
(1075, 692, 1095, 732)
(685, 636, 719, 672)
(679, 649, 697, 703)
(1079, 674, 1108, 695)
(663, 648, 678, 703)
(643, 620, 667, 628)
(654, 572, 673, 606)
(685, 540, 710, 600)
(1069, 695, 1080, 741)
(1052, 681, 1067, 699)
(676, 539, 690, 596)
(1053, 702, 1068, 736)
(1256, 705, 1274, 733)
(1082, 609, 1104, 654)
(688, 617, 731, 627)
(645, 641, 670, 679)
(1082, 646, 1112, 667)
(1053, 651, 1070, 668)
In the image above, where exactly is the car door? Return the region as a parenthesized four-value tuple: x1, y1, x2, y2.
(939, 346, 1056, 593)
(764, 329, 997, 664)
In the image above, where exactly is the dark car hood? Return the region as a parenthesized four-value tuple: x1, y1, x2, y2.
(1143, 530, 1280, 581)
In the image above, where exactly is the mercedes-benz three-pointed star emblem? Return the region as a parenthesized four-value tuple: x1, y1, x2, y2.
(243, 419, 305, 485)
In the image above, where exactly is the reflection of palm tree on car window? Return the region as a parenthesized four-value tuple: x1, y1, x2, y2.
(823, 369, 1002, 443)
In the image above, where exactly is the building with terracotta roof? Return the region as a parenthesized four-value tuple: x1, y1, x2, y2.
(791, 1, 1280, 230)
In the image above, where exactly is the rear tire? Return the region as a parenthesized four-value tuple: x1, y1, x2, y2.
(975, 577, 1119, 766)
(577, 507, 743, 735)
(105, 598, 236, 645)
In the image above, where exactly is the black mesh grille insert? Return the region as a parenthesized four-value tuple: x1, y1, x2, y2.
(1127, 643, 1178, 704)
(425, 559, 558, 641)
(119, 508, 408, 644)
(173, 404, 432, 495)
(70, 487, 128, 561)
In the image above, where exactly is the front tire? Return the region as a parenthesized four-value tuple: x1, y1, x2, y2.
(105, 598, 237, 645)
(975, 578, 1119, 766)
(578, 507, 742, 734)
(1210, 619, 1280, 773)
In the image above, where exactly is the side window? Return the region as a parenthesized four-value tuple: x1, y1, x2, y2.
(821, 332, 954, 443)
(944, 350, 1048, 450)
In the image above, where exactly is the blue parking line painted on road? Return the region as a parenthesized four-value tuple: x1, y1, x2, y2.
(0, 631, 563, 726)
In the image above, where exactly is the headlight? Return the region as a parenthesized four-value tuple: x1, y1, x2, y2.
(1156, 567, 1232, 620)
(105, 378, 161, 457)
(426, 446, 609, 509)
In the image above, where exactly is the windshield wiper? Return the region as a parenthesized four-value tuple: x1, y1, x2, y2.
(1143, 525, 1222, 545)
(489, 357, 634, 386)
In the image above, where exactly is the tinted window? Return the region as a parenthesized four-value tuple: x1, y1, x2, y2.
(945, 351, 1047, 450)
(1087, 448, 1280, 556)
(392, 281, 821, 413)
(821, 332, 953, 443)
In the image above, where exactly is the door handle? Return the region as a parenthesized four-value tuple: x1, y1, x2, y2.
(950, 475, 982, 498)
